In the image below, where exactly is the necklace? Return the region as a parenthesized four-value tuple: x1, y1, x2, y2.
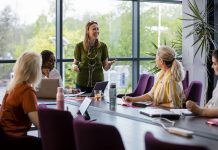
(86, 48, 98, 87)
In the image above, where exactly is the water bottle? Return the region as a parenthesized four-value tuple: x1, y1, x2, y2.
(109, 83, 117, 111)
(56, 87, 64, 110)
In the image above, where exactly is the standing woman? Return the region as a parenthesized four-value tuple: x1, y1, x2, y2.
(123, 46, 186, 108)
(72, 20, 115, 92)
(0, 51, 41, 136)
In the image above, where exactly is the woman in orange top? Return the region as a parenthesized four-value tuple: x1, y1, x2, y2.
(0, 51, 42, 136)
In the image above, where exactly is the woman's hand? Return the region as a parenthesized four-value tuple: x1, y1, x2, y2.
(108, 60, 116, 67)
(103, 59, 116, 71)
(186, 100, 203, 115)
(42, 68, 50, 78)
(72, 64, 80, 72)
(122, 96, 132, 103)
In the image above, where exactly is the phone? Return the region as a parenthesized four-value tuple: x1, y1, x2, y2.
(132, 102, 148, 108)
(132, 101, 153, 108)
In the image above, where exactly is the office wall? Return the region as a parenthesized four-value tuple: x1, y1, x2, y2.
(182, 0, 207, 106)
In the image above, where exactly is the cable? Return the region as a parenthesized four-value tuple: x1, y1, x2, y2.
(152, 117, 175, 130)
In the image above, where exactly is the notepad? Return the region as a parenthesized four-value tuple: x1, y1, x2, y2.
(170, 109, 193, 116)
(139, 108, 180, 119)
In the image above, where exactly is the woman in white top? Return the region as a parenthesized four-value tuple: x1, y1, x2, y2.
(186, 50, 218, 117)
(40, 50, 63, 87)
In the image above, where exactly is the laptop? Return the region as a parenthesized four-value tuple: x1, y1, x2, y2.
(80, 81, 109, 97)
(36, 78, 59, 98)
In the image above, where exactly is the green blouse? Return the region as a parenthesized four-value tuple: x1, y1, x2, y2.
(74, 41, 108, 87)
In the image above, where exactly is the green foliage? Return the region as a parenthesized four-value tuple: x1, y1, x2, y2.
(0, 2, 182, 89)
(183, 0, 218, 58)
(0, 6, 17, 58)
(145, 25, 182, 74)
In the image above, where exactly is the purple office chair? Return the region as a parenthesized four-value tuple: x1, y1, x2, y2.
(182, 70, 189, 91)
(0, 125, 42, 150)
(145, 132, 208, 150)
(184, 81, 202, 106)
(38, 108, 76, 150)
(73, 115, 125, 150)
(117, 74, 154, 98)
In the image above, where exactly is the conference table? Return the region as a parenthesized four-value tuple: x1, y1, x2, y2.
(39, 96, 218, 150)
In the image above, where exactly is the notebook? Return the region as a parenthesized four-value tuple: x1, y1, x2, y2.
(170, 109, 193, 116)
(36, 78, 59, 98)
(80, 81, 109, 97)
(140, 108, 180, 119)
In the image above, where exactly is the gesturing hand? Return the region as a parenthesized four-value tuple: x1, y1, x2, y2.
(42, 68, 50, 78)
(73, 64, 80, 72)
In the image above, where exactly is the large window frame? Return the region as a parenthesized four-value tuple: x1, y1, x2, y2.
(0, 0, 182, 92)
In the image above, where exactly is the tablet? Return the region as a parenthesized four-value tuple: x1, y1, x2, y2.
(78, 97, 92, 116)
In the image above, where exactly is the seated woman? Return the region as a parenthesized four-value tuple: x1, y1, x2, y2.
(0, 51, 41, 136)
(40, 50, 63, 87)
(186, 50, 218, 117)
(123, 46, 185, 108)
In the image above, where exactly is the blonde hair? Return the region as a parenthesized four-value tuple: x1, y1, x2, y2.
(7, 51, 42, 92)
(157, 46, 184, 82)
(83, 21, 100, 51)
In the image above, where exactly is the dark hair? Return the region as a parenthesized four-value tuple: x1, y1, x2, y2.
(40, 50, 54, 67)
(212, 50, 218, 61)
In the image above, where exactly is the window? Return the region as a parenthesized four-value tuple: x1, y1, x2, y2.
(0, 0, 55, 102)
(140, 2, 182, 74)
(0, 0, 182, 102)
(63, 0, 132, 92)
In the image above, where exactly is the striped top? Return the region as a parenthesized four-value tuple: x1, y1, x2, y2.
(147, 70, 185, 108)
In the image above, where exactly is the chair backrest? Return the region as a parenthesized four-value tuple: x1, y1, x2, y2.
(185, 81, 202, 105)
(73, 115, 125, 150)
(145, 132, 208, 150)
(134, 74, 154, 96)
(38, 108, 76, 150)
(0, 125, 42, 150)
(182, 70, 189, 90)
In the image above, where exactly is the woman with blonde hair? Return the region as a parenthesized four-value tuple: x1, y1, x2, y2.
(0, 51, 42, 136)
(72, 20, 116, 92)
(123, 46, 186, 108)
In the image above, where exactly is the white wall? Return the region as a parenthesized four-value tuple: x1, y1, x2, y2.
(182, 0, 207, 106)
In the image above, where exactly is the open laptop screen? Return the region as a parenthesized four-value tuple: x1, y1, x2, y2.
(80, 81, 108, 97)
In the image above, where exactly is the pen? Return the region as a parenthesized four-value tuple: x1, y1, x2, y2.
(124, 93, 127, 102)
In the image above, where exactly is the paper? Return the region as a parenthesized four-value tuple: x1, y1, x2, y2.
(170, 109, 193, 115)
(207, 118, 218, 126)
(64, 92, 86, 97)
(65, 97, 84, 101)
